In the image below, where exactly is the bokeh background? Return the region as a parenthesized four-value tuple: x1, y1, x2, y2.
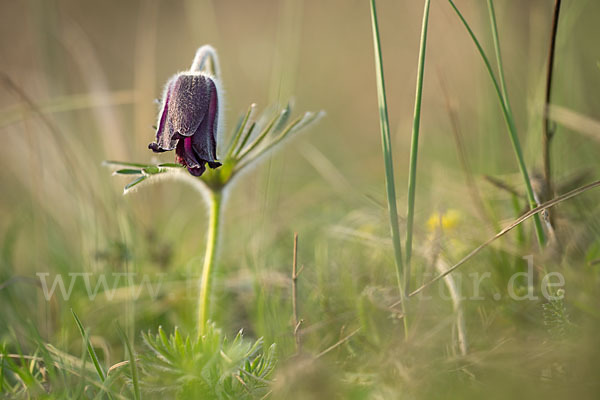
(1, 0, 600, 398)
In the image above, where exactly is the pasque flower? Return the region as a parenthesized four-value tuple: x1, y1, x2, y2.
(107, 44, 323, 337)
(108, 45, 322, 193)
(148, 51, 222, 177)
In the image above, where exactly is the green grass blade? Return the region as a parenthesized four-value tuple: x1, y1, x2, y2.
(369, 0, 408, 337)
(542, 0, 562, 199)
(486, 0, 545, 246)
(405, 0, 432, 291)
(487, 0, 509, 103)
(447, 0, 545, 246)
(71, 310, 113, 399)
(116, 324, 141, 400)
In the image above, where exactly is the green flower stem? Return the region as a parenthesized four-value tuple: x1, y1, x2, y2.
(370, 0, 408, 339)
(405, 0, 431, 291)
(198, 189, 222, 337)
(447, 0, 545, 247)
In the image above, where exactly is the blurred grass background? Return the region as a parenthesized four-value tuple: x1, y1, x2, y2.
(1, 0, 600, 398)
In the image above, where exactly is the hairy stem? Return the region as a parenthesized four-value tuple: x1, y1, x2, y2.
(198, 189, 222, 336)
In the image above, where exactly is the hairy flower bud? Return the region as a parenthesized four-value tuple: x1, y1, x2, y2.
(148, 70, 221, 176)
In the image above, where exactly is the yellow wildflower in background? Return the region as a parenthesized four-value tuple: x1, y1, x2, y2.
(427, 209, 461, 232)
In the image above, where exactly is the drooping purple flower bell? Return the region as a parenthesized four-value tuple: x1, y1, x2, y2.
(148, 73, 221, 177)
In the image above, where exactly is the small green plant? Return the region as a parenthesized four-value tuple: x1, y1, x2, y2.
(132, 324, 275, 399)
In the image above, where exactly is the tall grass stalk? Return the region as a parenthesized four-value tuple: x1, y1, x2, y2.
(405, 0, 431, 291)
(197, 189, 223, 336)
(542, 0, 562, 201)
(486, 0, 545, 246)
(369, 0, 408, 338)
(447, 0, 545, 246)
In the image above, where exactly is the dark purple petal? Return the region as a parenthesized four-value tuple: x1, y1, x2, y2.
(167, 75, 213, 137)
(148, 78, 177, 152)
(175, 139, 206, 176)
(147, 71, 222, 177)
(190, 79, 219, 163)
(148, 142, 166, 152)
(175, 137, 201, 168)
(187, 164, 206, 176)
